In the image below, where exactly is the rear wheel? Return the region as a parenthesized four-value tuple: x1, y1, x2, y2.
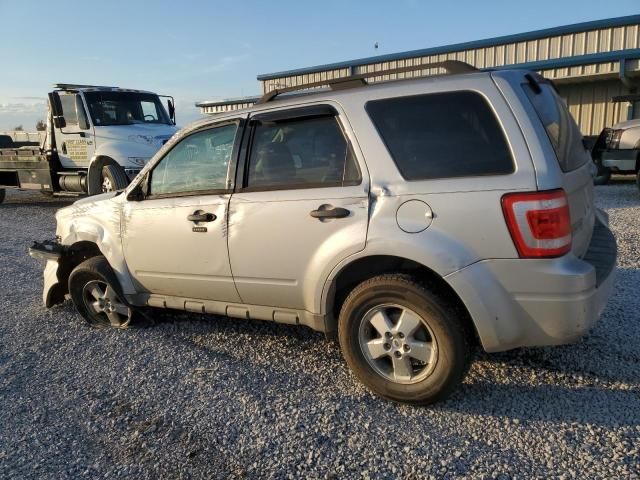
(0, 189, 5, 204)
(338, 274, 471, 405)
(69, 256, 132, 329)
(636, 170, 640, 195)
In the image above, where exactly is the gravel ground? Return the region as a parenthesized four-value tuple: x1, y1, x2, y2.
(0, 181, 639, 479)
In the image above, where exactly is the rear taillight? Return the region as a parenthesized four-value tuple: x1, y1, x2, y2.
(502, 189, 572, 258)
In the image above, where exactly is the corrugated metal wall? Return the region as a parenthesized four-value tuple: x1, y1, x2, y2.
(260, 24, 640, 92)
(557, 80, 631, 135)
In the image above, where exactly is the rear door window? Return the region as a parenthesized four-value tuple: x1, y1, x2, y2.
(523, 82, 587, 172)
(366, 91, 514, 180)
(244, 115, 361, 190)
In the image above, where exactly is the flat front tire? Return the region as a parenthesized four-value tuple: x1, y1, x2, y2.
(338, 274, 471, 405)
(69, 256, 132, 329)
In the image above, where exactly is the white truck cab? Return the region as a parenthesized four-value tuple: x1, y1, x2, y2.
(49, 84, 179, 194)
(0, 84, 179, 203)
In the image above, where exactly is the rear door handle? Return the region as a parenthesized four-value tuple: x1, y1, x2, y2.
(187, 211, 217, 223)
(310, 205, 350, 219)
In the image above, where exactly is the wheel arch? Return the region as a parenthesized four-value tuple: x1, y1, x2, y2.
(45, 240, 105, 306)
(323, 254, 480, 345)
(87, 155, 118, 194)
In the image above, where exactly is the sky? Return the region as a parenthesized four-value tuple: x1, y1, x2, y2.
(0, 0, 638, 130)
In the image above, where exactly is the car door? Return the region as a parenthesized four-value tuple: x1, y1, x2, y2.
(228, 104, 370, 311)
(55, 92, 95, 168)
(121, 119, 244, 302)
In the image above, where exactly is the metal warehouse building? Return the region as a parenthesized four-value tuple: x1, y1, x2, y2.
(197, 15, 640, 137)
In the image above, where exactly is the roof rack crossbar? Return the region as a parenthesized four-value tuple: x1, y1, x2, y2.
(53, 83, 119, 90)
(256, 60, 476, 104)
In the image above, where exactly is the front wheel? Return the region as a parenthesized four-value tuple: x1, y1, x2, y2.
(0, 188, 5, 204)
(100, 164, 129, 193)
(593, 158, 611, 185)
(636, 170, 640, 195)
(69, 256, 132, 329)
(338, 274, 471, 405)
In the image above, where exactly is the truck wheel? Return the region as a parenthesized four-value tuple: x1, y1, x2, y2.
(68, 256, 132, 329)
(636, 170, 640, 194)
(100, 164, 129, 193)
(0, 189, 5, 204)
(338, 274, 471, 405)
(593, 157, 611, 185)
(593, 159, 611, 185)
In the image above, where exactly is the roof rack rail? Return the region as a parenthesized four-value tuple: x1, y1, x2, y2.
(53, 83, 119, 90)
(256, 60, 476, 104)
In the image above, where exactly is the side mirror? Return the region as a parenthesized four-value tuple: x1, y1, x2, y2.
(127, 174, 149, 201)
(76, 95, 90, 130)
(48, 92, 66, 129)
(167, 99, 176, 124)
(127, 183, 145, 201)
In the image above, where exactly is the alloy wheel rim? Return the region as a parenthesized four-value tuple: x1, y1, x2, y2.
(358, 303, 438, 384)
(102, 176, 113, 193)
(82, 280, 130, 328)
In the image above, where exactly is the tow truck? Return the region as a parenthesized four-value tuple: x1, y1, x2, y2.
(0, 84, 178, 203)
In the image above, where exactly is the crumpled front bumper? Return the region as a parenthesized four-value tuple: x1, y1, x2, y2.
(29, 240, 70, 307)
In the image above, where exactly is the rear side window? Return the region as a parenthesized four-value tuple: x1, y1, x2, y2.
(366, 91, 514, 180)
(245, 115, 361, 190)
(523, 83, 587, 172)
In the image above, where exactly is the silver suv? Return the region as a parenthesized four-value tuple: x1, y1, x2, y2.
(31, 62, 617, 404)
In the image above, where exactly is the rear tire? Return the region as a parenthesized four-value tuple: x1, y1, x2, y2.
(69, 256, 132, 329)
(0, 189, 5, 204)
(338, 274, 471, 405)
(636, 170, 640, 195)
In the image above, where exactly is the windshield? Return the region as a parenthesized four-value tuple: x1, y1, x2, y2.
(84, 91, 172, 126)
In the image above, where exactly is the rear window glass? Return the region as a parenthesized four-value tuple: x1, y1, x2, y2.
(366, 91, 514, 180)
(523, 83, 587, 172)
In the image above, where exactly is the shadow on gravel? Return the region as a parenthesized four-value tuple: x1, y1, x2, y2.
(446, 380, 640, 426)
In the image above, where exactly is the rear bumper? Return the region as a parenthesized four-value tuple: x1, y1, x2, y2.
(601, 149, 638, 171)
(446, 215, 617, 352)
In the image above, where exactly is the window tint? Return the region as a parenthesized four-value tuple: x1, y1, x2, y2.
(523, 83, 587, 172)
(150, 124, 237, 196)
(246, 115, 360, 189)
(366, 91, 514, 180)
(60, 94, 79, 126)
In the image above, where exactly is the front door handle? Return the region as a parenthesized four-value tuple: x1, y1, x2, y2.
(187, 211, 217, 223)
(310, 205, 350, 219)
